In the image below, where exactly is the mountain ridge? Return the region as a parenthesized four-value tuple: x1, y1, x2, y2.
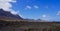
(0, 9, 23, 21)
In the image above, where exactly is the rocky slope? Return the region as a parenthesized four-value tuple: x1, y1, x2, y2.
(0, 9, 23, 21)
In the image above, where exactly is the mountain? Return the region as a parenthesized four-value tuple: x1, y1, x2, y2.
(0, 9, 23, 20)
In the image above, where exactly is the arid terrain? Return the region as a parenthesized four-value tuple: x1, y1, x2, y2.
(0, 20, 60, 31)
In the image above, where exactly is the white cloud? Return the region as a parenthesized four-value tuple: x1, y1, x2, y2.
(10, 10, 18, 15)
(34, 5, 39, 9)
(42, 14, 50, 18)
(0, 0, 17, 14)
(25, 5, 39, 10)
(56, 11, 60, 15)
(0, 0, 16, 2)
(25, 5, 32, 10)
(42, 14, 47, 18)
(41, 14, 51, 21)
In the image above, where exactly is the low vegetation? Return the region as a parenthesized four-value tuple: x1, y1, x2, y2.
(0, 20, 60, 31)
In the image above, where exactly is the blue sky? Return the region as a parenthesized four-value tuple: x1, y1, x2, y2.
(11, 0, 60, 21)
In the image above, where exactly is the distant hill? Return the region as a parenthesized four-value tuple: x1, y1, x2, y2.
(0, 9, 23, 20)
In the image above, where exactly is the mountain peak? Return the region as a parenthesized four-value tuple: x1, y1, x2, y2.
(0, 9, 23, 21)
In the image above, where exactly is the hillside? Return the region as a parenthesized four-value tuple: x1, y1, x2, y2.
(0, 9, 23, 21)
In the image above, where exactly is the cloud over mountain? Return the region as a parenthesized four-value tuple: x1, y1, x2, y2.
(0, 0, 17, 15)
